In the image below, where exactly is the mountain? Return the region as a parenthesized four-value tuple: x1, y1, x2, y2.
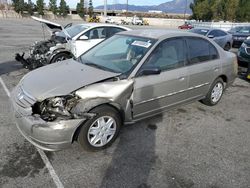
(95, 0, 193, 14)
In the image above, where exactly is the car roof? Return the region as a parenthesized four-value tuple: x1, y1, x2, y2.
(118, 29, 205, 40)
(76, 23, 129, 29)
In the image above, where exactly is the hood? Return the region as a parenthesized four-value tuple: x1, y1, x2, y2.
(20, 59, 119, 101)
(31, 16, 63, 31)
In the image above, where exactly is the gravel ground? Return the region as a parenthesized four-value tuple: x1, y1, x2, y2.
(0, 18, 249, 188)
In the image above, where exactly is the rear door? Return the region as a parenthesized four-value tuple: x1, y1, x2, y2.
(133, 37, 189, 120)
(185, 37, 220, 99)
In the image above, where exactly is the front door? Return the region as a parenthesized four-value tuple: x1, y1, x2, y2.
(132, 38, 189, 120)
(75, 27, 106, 57)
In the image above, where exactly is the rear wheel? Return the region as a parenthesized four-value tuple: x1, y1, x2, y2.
(201, 78, 224, 106)
(51, 52, 72, 63)
(77, 105, 121, 151)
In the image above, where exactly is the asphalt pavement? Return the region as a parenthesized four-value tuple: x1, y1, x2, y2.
(0, 18, 250, 188)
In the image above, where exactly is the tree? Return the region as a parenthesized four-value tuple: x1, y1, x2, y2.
(236, 0, 250, 21)
(49, 0, 57, 15)
(59, 0, 69, 17)
(26, 0, 35, 15)
(12, 0, 25, 14)
(190, 0, 250, 22)
(76, 0, 85, 18)
(88, 0, 93, 17)
(36, 0, 44, 15)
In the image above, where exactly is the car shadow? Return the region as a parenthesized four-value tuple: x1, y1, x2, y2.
(0, 60, 25, 76)
(100, 85, 163, 188)
(99, 115, 163, 188)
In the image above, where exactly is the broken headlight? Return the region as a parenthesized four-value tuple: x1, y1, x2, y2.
(32, 95, 79, 121)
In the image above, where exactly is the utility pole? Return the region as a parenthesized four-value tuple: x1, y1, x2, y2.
(184, 0, 187, 22)
(104, 0, 107, 17)
(126, 0, 128, 18)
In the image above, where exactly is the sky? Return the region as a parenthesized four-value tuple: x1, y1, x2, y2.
(29, 0, 172, 8)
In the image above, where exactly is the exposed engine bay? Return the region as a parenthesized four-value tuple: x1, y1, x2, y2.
(15, 36, 66, 70)
(32, 95, 79, 121)
(15, 16, 72, 70)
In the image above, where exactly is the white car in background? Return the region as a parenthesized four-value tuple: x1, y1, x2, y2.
(68, 23, 130, 57)
(15, 16, 130, 70)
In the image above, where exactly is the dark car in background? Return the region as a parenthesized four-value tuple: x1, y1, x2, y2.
(237, 39, 250, 79)
(228, 26, 244, 34)
(190, 28, 232, 51)
(232, 26, 250, 48)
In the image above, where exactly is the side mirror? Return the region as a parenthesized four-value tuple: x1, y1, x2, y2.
(79, 35, 89, 40)
(138, 65, 161, 76)
(208, 35, 214, 38)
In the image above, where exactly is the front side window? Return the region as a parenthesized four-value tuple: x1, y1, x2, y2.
(186, 37, 219, 64)
(84, 27, 106, 39)
(80, 35, 156, 74)
(209, 30, 227, 37)
(142, 38, 186, 71)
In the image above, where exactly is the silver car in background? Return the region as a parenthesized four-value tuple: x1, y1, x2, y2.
(190, 28, 233, 51)
(11, 30, 238, 152)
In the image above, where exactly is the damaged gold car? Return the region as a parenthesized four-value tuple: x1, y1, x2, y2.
(11, 30, 237, 151)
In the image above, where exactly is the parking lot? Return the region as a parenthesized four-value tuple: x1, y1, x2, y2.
(0, 18, 250, 188)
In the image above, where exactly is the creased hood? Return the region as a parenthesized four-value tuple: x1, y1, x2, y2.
(20, 59, 119, 101)
(31, 16, 63, 31)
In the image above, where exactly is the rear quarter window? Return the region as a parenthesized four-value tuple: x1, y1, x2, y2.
(186, 37, 219, 64)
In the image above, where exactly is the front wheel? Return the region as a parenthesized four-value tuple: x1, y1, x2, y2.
(77, 105, 121, 151)
(50, 52, 72, 63)
(201, 78, 224, 106)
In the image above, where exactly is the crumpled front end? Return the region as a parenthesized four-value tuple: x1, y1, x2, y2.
(15, 37, 65, 70)
(11, 85, 86, 151)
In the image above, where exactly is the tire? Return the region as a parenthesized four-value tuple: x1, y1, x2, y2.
(224, 42, 231, 51)
(77, 105, 121, 151)
(50, 52, 71, 63)
(201, 78, 224, 106)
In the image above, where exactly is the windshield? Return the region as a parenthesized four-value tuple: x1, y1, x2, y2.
(190, 29, 209, 36)
(229, 26, 243, 33)
(237, 26, 250, 34)
(80, 35, 156, 74)
(56, 25, 88, 38)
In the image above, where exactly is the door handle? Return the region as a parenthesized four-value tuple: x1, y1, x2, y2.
(178, 77, 185, 81)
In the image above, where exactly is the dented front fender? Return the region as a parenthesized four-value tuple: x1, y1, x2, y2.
(74, 79, 134, 121)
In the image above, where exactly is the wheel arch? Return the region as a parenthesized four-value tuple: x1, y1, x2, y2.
(218, 74, 228, 84)
(49, 49, 73, 63)
(71, 100, 125, 143)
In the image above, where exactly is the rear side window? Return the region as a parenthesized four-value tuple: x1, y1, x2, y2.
(208, 30, 227, 37)
(186, 37, 218, 64)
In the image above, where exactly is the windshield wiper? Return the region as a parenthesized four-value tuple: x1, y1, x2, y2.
(84, 62, 118, 73)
